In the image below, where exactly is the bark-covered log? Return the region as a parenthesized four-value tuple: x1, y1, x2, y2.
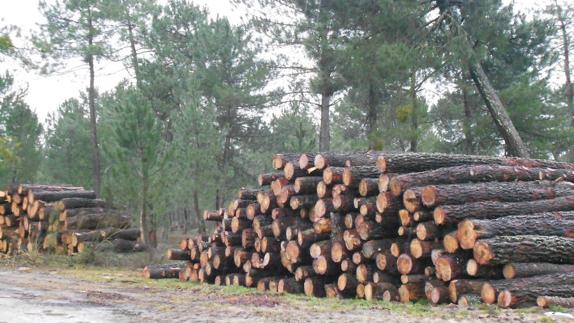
(409, 239, 441, 259)
(304, 277, 327, 297)
(375, 251, 398, 274)
(457, 212, 574, 249)
(434, 196, 574, 226)
(278, 277, 304, 294)
(54, 198, 106, 211)
(313, 255, 339, 276)
(422, 181, 574, 208)
(499, 283, 574, 308)
(310, 240, 332, 259)
(272, 153, 300, 170)
(365, 282, 398, 301)
(474, 235, 574, 265)
(290, 195, 318, 210)
(390, 165, 574, 197)
(443, 231, 459, 254)
(377, 153, 574, 174)
(481, 273, 574, 305)
(356, 220, 397, 241)
(65, 212, 130, 231)
(537, 296, 574, 308)
(449, 279, 486, 303)
(466, 259, 503, 279)
(376, 192, 402, 217)
(399, 282, 425, 303)
(314, 152, 379, 170)
(359, 178, 379, 197)
(361, 239, 393, 259)
(502, 262, 574, 279)
(29, 190, 96, 204)
(293, 177, 323, 194)
(435, 253, 470, 282)
(343, 166, 380, 187)
(143, 263, 186, 279)
(323, 167, 345, 185)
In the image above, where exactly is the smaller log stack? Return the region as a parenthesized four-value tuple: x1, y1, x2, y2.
(0, 184, 143, 256)
(148, 152, 574, 308)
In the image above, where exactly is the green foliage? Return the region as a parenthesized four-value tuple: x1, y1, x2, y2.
(40, 97, 93, 188)
(0, 72, 43, 186)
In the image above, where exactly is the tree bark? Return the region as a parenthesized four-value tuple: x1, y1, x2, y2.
(474, 235, 574, 265)
(537, 296, 574, 308)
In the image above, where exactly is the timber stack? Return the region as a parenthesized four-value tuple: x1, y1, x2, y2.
(0, 184, 143, 256)
(152, 152, 574, 308)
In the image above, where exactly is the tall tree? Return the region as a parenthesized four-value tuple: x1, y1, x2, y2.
(101, 84, 167, 249)
(35, 0, 113, 194)
(545, 1, 574, 161)
(430, 0, 531, 157)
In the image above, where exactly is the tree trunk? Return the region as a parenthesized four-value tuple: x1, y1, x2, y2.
(366, 83, 378, 150)
(468, 62, 529, 157)
(474, 235, 574, 265)
(193, 189, 205, 234)
(319, 93, 331, 152)
(87, 7, 101, 195)
(410, 72, 418, 152)
(461, 81, 475, 154)
(498, 282, 574, 308)
(458, 212, 574, 249)
(557, 11, 574, 162)
(435, 195, 574, 226)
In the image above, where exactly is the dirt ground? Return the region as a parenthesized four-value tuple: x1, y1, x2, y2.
(0, 266, 572, 323)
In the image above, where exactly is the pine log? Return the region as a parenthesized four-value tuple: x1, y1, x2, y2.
(434, 196, 574, 226)
(290, 195, 318, 210)
(481, 273, 574, 305)
(359, 178, 379, 197)
(375, 251, 398, 274)
(29, 190, 96, 204)
(377, 153, 574, 175)
(422, 181, 574, 208)
(390, 165, 574, 197)
(65, 212, 130, 231)
(502, 262, 574, 279)
(399, 282, 425, 303)
(409, 239, 441, 259)
(54, 198, 106, 211)
(294, 177, 323, 194)
(314, 152, 379, 170)
(330, 240, 348, 263)
(304, 277, 327, 297)
(313, 255, 339, 276)
(273, 153, 299, 170)
(278, 278, 304, 294)
(356, 220, 397, 241)
(361, 239, 393, 259)
(365, 282, 398, 301)
(474, 235, 574, 265)
(465, 259, 503, 279)
(343, 229, 362, 252)
(449, 279, 486, 303)
(143, 263, 185, 279)
(343, 166, 380, 187)
(435, 253, 470, 282)
(443, 231, 460, 253)
(457, 212, 574, 249)
(498, 284, 574, 308)
(537, 296, 574, 308)
(337, 273, 358, 296)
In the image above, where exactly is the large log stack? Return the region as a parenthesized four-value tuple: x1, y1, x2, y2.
(0, 184, 143, 256)
(151, 152, 574, 308)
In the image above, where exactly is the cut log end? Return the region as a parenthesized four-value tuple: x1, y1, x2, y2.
(376, 156, 387, 173)
(409, 239, 424, 259)
(420, 186, 438, 207)
(284, 162, 296, 180)
(397, 254, 413, 275)
(466, 259, 479, 276)
(480, 283, 497, 305)
(433, 208, 446, 225)
(457, 220, 478, 250)
(443, 233, 460, 253)
(403, 190, 419, 213)
(497, 290, 515, 308)
(314, 155, 327, 170)
(473, 241, 494, 265)
(502, 263, 516, 279)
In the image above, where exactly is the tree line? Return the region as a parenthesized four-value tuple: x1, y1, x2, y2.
(0, 0, 573, 246)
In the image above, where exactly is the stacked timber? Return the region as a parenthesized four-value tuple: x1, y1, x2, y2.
(0, 184, 143, 256)
(148, 152, 574, 308)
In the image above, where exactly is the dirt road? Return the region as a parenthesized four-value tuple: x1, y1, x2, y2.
(0, 268, 570, 323)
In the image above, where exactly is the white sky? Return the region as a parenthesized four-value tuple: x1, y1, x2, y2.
(0, 0, 569, 123)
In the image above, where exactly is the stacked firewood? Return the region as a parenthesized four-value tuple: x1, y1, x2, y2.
(152, 152, 574, 308)
(0, 184, 143, 256)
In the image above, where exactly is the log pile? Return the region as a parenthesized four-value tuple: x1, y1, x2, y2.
(149, 152, 574, 308)
(0, 184, 143, 256)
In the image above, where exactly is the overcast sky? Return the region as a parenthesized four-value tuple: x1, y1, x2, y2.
(0, 0, 566, 123)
